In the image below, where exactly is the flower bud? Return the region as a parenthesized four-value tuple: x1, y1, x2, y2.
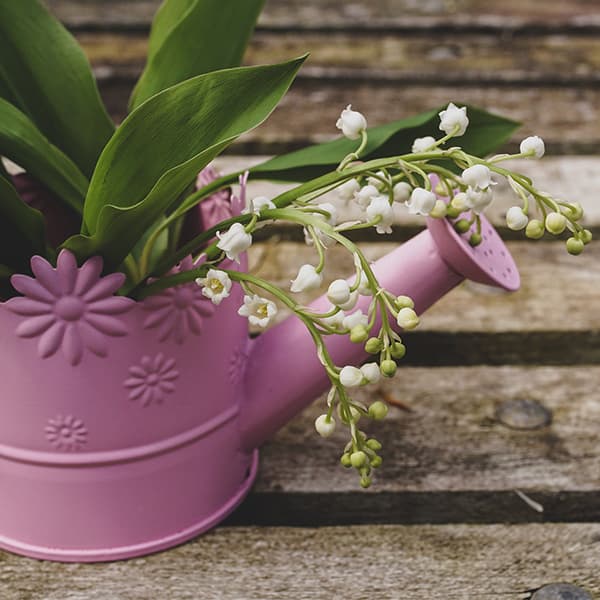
(354, 184, 379, 208)
(350, 451, 367, 468)
(350, 325, 369, 343)
(360, 362, 381, 384)
(525, 219, 545, 239)
(327, 279, 351, 306)
(428, 199, 447, 219)
(366, 438, 382, 451)
(446, 205, 461, 218)
(454, 219, 471, 233)
(380, 360, 397, 378)
(342, 309, 368, 331)
(340, 453, 352, 468)
(365, 337, 383, 354)
(368, 400, 388, 420)
(566, 237, 585, 255)
(339, 365, 363, 388)
(338, 290, 359, 311)
(360, 476, 372, 488)
(506, 206, 528, 231)
(390, 342, 406, 359)
(581, 229, 593, 244)
(370, 456, 383, 468)
(397, 307, 419, 330)
(469, 233, 482, 247)
(336, 105, 367, 140)
(451, 192, 468, 211)
(520, 135, 545, 159)
(545, 212, 567, 235)
(315, 414, 336, 437)
(393, 181, 412, 203)
(395, 295, 415, 310)
(567, 202, 584, 221)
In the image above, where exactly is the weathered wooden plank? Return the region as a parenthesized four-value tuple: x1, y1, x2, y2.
(232, 366, 600, 523)
(75, 31, 600, 86)
(96, 76, 600, 154)
(1, 524, 598, 599)
(48, 0, 600, 31)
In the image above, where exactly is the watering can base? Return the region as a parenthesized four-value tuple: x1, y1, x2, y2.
(0, 450, 259, 563)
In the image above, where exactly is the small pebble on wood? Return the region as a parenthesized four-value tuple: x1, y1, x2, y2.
(532, 582, 593, 600)
(495, 399, 552, 430)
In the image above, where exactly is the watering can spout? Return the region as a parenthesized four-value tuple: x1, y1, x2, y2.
(239, 216, 519, 450)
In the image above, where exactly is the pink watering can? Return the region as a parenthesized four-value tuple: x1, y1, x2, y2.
(0, 179, 519, 561)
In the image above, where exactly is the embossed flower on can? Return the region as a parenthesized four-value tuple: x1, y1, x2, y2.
(143, 256, 215, 343)
(124, 353, 179, 406)
(6, 250, 133, 365)
(45, 415, 88, 451)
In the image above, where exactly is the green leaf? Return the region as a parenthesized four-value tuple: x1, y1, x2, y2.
(0, 0, 115, 177)
(251, 104, 520, 181)
(129, 0, 265, 110)
(0, 175, 47, 271)
(0, 99, 88, 213)
(63, 57, 306, 270)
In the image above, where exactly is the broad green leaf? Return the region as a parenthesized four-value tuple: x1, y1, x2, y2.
(251, 105, 520, 182)
(129, 0, 265, 110)
(0, 99, 88, 213)
(64, 57, 306, 270)
(0, 0, 115, 177)
(0, 175, 47, 271)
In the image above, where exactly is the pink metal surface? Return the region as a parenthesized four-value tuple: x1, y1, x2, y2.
(0, 214, 519, 562)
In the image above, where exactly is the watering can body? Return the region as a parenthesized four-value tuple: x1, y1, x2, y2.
(0, 214, 518, 562)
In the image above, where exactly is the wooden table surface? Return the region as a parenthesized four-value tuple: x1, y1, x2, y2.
(3, 1, 600, 598)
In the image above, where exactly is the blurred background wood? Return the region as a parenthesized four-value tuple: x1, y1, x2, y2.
(2, 1, 599, 597)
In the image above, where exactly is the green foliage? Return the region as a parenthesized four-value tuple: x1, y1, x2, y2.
(251, 105, 520, 181)
(0, 99, 88, 213)
(0, 0, 115, 177)
(0, 175, 47, 272)
(63, 57, 306, 271)
(130, 0, 265, 110)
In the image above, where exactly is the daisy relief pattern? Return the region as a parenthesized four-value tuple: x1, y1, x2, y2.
(45, 415, 88, 451)
(6, 250, 133, 365)
(124, 353, 179, 407)
(143, 256, 215, 344)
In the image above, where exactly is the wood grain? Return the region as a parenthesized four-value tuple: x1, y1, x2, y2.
(1, 524, 598, 599)
(47, 0, 600, 30)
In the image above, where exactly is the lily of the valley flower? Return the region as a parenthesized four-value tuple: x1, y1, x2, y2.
(339, 365, 364, 387)
(438, 102, 469, 136)
(366, 195, 394, 234)
(321, 305, 346, 331)
(397, 307, 420, 330)
(342, 309, 368, 331)
(411, 136, 437, 153)
(407, 187, 436, 215)
(336, 104, 367, 140)
(245, 195, 275, 215)
(216, 222, 252, 263)
(545, 211, 567, 235)
(393, 181, 412, 204)
(360, 362, 381, 384)
(238, 294, 277, 328)
(465, 186, 494, 214)
(316, 202, 338, 226)
(520, 135, 545, 159)
(506, 206, 529, 231)
(337, 178, 361, 201)
(354, 184, 379, 208)
(197, 269, 232, 305)
(290, 264, 323, 293)
(462, 164, 493, 190)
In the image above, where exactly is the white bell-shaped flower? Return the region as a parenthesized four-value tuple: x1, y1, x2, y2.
(197, 269, 232, 305)
(438, 102, 469, 136)
(237, 294, 277, 328)
(411, 136, 437, 153)
(360, 363, 381, 384)
(506, 206, 529, 231)
(462, 164, 493, 190)
(393, 181, 412, 204)
(407, 187, 437, 215)
(354, 184, 379, 208)
(366, 195, 394, 234)
(465, 186, 494, 214)
(216, 222, 252, 263)
(339, 365, 364, 387)
(336, 104, 367, 140)
(337, 178, 361, 202)
(290, 264, 323, 293)
(327, 279, 352, 306)
(520, 135, 545, 159)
